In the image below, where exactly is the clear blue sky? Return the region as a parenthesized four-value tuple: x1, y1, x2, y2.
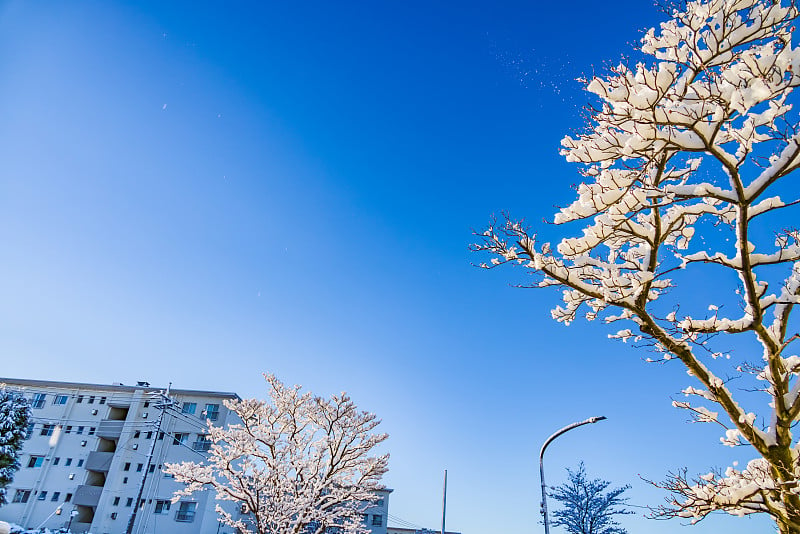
(0, 2, 775, 533)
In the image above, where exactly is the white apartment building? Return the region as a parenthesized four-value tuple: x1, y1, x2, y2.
(0, 378, 241, 533)
(387, 528, 460, 534)
(0, 378, 391, 534)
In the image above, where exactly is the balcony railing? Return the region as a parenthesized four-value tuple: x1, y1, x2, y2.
(96, 420, 123, 439)
(85, 451, 114, 472)
(73, 485, 103, 507)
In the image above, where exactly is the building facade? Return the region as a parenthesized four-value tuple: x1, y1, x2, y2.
(0, 378, 392, 534)
(387, 528, 460, 534)
(0, 378, 240, 534)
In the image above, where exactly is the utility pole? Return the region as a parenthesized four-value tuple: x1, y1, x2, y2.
(441, 469, 447, 534)
(125, 384, 173, 534)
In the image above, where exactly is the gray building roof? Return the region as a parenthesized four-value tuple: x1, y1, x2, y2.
(0, 376, 240, 400)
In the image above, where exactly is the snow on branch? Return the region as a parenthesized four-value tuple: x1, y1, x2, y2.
(165, 374, 388, 534)
(473, 0, 800, 530)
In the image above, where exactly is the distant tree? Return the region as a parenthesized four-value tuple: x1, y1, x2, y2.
(549, 463, 632, 534)
(165, 374, 389, 534)
(472, 0, 800, 531)
(0, 388, 31, 506)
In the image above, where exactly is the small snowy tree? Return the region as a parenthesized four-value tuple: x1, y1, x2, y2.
(549, 463, 632, 534)
(473, 0, 800, 531)
(0, 388, 31, 506)
(165, 374, 388, 534)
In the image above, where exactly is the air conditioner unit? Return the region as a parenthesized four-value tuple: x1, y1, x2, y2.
(91, 410, 98, 415)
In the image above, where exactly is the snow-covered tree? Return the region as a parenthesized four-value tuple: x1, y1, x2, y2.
(165, 374, 389, 534)
(0, 388, 31, 507)
(549, 463, 632, 534)
(473, 0, 800, 531)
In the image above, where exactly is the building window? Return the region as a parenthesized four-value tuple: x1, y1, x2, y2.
(40, 424, 55, 436)
(76, 426, 84, 435)
(123, 462, 131, 471)
(51, 492, 60, 501)
(88, 427, 96, 436)
(31, 393, 46, 409)
(133, 431, 141, 439)
(136, 463, 143, 472)
(37, 491, 47, 501)
(372, 515, 382, 527)
(24, 422, 35, 440)
(12, 490, 31, 503)
(53, 395, 68, 405)
(53, 457, 60, 466)
(173, 433, 188, 446)
(148, 464, 156, 473)
(126, 498, 133, 507)
(28, 456, 44, 468)
(99, 396, 106, 404)
(204, 404, 220, 421)
(143, 401, 150, 408)
(175, 502, 197, 522)
(65, 493, 72, 502)
(111, 512, 118, 520)
(158, 432, 164, 440)
(88, 396, 95, 404)
(65, 458, 73, 466)
(113, 497, 120, 506)
(145, 431, 153, 440)
(76, 395, 84, 403)
(192, 435, 211, 452)
(154, 500, 171, 514)
(123, 477, 128, 484)
(77, 459, 84, 467)
(181, 402, 196, 415)
(65, 426, 72, 434)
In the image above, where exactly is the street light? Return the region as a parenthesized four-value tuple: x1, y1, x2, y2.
(539, 416, 607, 534)
(66, 509, 79, 532)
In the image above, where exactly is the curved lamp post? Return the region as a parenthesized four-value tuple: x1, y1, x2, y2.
(539, 416, 607, 534)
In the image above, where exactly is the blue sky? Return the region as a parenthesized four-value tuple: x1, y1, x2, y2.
(0, 1, 779, 533)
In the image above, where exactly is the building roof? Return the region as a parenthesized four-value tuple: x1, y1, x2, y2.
(0, 376, 241, 400)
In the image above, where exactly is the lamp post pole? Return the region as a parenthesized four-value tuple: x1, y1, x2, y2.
(539, 416, 607, 534)
(66, 509, 79, 532)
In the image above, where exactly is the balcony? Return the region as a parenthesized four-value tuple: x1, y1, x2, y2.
(73, 485, 103, 507)
(70, 522, 92, 534)
(107, 394, 132, 408)
(85, 451, 114, 472)
(96, 420, 123, 439)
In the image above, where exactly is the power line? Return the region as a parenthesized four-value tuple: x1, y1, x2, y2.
(388, 513, 424, 530)
(125, 388, 173, 534)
